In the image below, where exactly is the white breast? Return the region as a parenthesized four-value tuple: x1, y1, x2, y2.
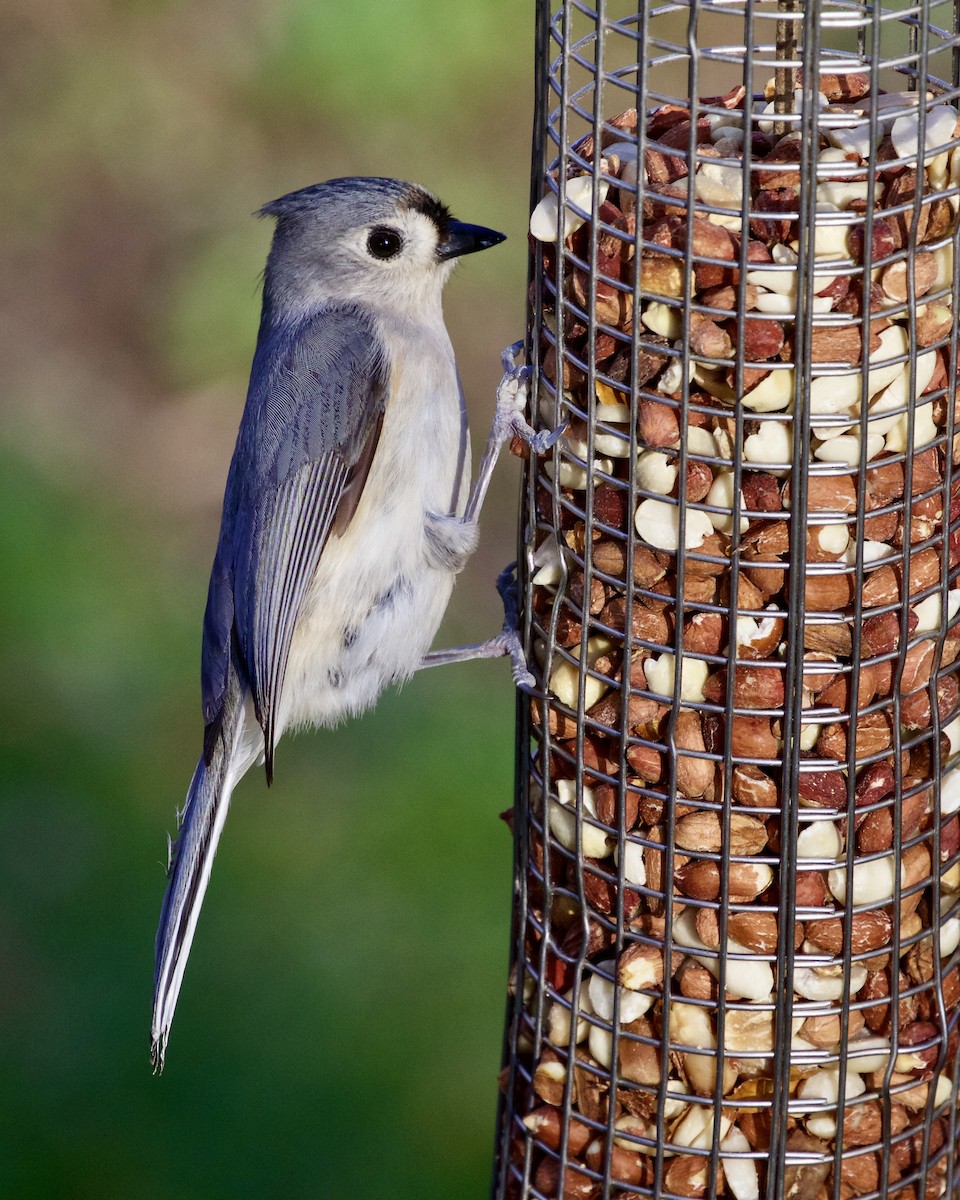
(279, 317, 470, 733)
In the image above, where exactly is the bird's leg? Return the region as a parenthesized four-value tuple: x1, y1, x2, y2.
(424, 340, 564, 561)
(420, 563, 534, 688)
(463, 339, 566, 525)
(420, 342, 563, 686)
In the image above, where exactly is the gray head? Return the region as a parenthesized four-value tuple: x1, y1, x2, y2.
(259, 176, 505, 319)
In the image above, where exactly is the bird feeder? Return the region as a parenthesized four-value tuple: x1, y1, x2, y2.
(495, 2, 960, 1198)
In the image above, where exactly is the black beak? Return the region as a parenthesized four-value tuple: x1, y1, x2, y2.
(437, 220, 506, 261)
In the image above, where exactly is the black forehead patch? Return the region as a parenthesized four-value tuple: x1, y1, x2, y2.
(405, 187, 453, 233)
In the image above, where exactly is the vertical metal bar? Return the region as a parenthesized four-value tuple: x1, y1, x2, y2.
(543, 8, 574, 1200)
(770, 3, 811, 1193)
(491, 0, 555, 1193)
(774, 0, 800, 137)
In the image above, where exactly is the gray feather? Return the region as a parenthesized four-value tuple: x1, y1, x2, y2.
(257, 176, 451, 240)
(152, 658, 249, 1071)
(201, 304, 389, 766)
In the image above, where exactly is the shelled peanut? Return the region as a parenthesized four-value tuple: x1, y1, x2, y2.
(514, 72, 960, 1200)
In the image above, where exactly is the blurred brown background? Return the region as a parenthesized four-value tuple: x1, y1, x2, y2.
(0, 3, 533, 1196)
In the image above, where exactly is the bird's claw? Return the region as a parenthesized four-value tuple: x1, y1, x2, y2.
(496, 342, 565, 457)
(510, 654, 537, 692)
(495, 562, 520, 617)
(487, 626, 535, 691)
(496, 563, 536, 692)
(500, 338, 525, 375)
(528, 419, 568, 455)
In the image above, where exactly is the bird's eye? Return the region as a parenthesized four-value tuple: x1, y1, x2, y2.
(366, 226, 404, 260)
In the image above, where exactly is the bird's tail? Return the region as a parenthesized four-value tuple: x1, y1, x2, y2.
(151, 677, 258, 1071)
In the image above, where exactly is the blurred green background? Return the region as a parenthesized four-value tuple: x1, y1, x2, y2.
(0, 3, 533, 1196)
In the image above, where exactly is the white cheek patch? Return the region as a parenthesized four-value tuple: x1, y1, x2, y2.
(397, 210, 442, 263)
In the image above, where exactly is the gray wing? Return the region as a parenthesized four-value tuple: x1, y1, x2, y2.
(201, 303, 389, 777)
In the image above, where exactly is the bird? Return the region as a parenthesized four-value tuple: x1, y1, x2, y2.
(151, 176, 548, 1070)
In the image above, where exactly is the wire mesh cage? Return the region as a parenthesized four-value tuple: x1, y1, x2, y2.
(495, 2, 960, 1198)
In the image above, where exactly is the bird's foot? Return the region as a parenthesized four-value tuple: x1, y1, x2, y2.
(495, 340, 567, 456)
(419, 563, 535, 690)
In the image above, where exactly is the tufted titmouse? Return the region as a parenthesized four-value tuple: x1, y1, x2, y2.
(151, 177, 550, 1069)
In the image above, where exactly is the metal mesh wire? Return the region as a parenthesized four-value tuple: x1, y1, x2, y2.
(494, 2, 960, 1198)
